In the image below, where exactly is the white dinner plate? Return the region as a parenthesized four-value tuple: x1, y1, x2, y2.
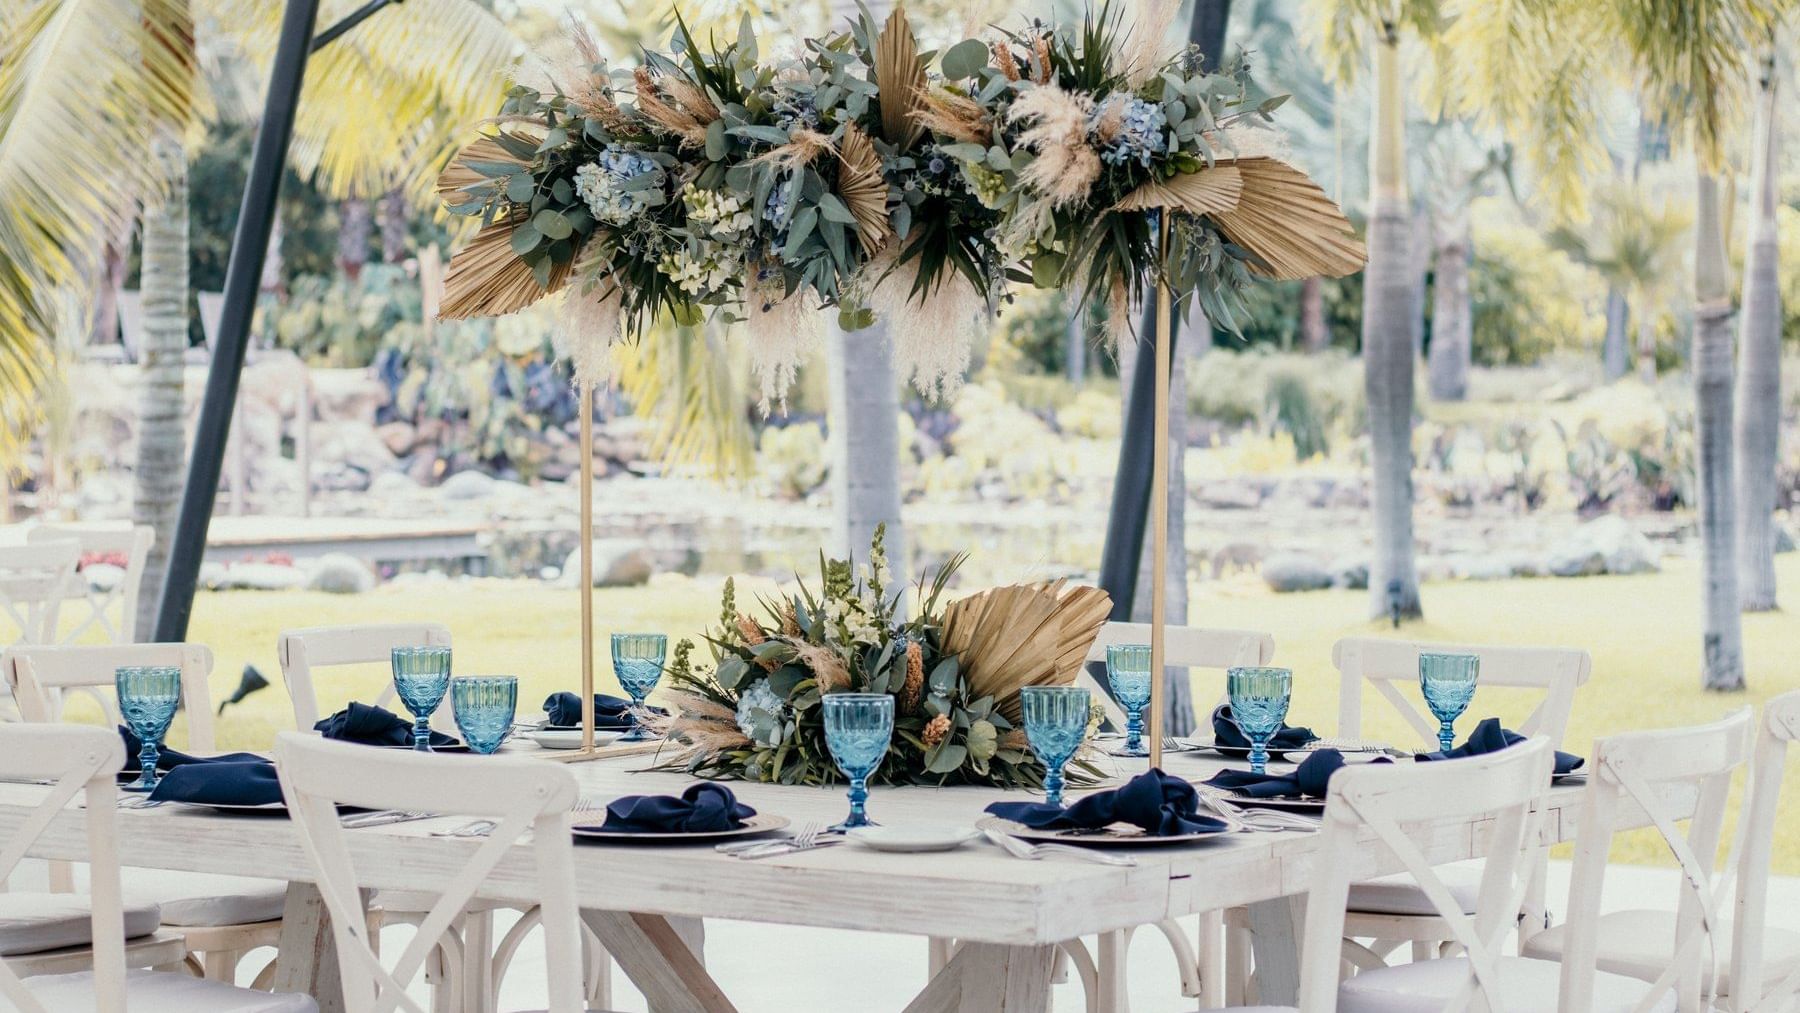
(181, 801, 289, 815)
(846, 823, 980, 853)
(975, 815, 1229, 847)
(529, 727, 626, 750)
(570, 813, 788, 843)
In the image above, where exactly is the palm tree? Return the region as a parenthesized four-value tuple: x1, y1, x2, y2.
(1734, 44, 1782, 612)
(1547, 181, 1690, 385)
(1419, 127, 1513, 402)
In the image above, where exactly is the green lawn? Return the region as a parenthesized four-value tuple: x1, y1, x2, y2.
(32, 556, 1800, 872)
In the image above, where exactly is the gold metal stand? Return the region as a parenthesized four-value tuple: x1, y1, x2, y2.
(546, 382, 604, 763)
(1148, 213, 1171, 771)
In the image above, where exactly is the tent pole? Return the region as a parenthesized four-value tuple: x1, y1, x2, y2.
(1149, 212, 1171, 770)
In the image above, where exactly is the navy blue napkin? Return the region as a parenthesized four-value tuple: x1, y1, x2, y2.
(984, 769, 1228, 836)
(314, 702, 456, 747)
(542, 692, 664, 729)
(118, 727, 263, 772)
(147, 760, 284, 807)
(599, 783, 756, 834)
(1204, 749, 1382, 798)
(1210, 705, 1317, 751)
(1417, 718, 1584, 775)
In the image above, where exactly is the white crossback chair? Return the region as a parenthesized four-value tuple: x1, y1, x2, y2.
(277, 623, 457, 734)
(0, 723, 314, 1012)
(0, 541, 80, 722)
(26, 525, 155, 645)
(3, 642, 291, 984)
(273, 732, 609, 1013)
(1222, 735, 1675, 1012)
(1331, 636, 1591, 966)
(1516, 706, 1797, 1012)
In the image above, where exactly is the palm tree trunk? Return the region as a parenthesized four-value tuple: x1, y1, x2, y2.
(133, 134, 190, 640)
(1693, 172, 1743, 691)
(1064, 307, 1086, 385)
(337, 198, 371, 281)
(1363, 25, 1421, 621)
(826, 318, 908, 595)
(1734, 52, 1781, 613)
(1299, 276, 1327, 352)
(1426, 213, 1471, 401)
(1602, 289, 1629, 380)
(1636, 305, 1657, 383)
(380, 187, 409, 263)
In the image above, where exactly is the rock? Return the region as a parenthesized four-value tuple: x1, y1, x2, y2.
(1329, 556, 1369, 590)
(377, 422, 417, 456)
(1545, 516, 1660, 578)
(439, 470, 499, 500)
(310, 420, 397, 476)
(1452, 555, 1513, 582)
(214, 562, 306, 592)
(238, 352, 310, 419)
(198, 562, 229, 590)
(1776, 525, 1796, 554)
(1195, 479, 1263, 510)
(368, 470, 421, 498)
(1261, 553, 1334, 593)
(305, 553, 376, 594)
(561, 539, 655, 587)
(310, 369, 387, 423)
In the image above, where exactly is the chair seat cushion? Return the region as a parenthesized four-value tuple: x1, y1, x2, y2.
(1346, 860, 1485, 916)
(1521, 908, 1800, 996)
(1337, 955, 1676, 1013)
(25, 969, 317, 1012)
(0, 893, 161, 955)
(123, 868, 287, 927)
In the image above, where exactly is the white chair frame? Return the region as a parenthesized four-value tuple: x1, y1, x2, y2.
(1731, 691, 1800, 1010)
(0, 540, 80, 649)
(272, 732, 590, 1013)
(277, 623, 455, 734)
(26, 525, 154, 645)
(1555, 708, 1754, 1013)
(1332, 636, 1591, 966)
(1286, 736, 1558, 1012)
(0, 724, 187, 1011)
(2, 642, 287, 982)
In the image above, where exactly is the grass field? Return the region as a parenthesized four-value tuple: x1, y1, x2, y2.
(28, 554, 1800, 873)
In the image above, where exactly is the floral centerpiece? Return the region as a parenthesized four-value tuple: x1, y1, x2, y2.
(652, 527, 1113, 788)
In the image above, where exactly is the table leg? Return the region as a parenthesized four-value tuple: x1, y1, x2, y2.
(904, 941, 1057, 1013)
(580, 909, 736, 1013)
(1243, 893, 1308, 1006)
(271, 882, 349, 1012)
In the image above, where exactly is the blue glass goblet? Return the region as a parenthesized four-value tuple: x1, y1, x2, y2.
(611, 633, 667, 742)
(451, 676, 518, 754)
(116, 666, 181, 792)
(1105, 644, 1153, 757)
(1020, 685, 1091, 806)
(391, 646, 453, 752)
(1227, 666, 1292, 775)
(1420, 652, 1480, 753)
(821, 693, 894, 830)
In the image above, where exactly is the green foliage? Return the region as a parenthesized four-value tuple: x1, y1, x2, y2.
(1470, 207, 1604, 366)
(1188, 347, 1364, 459)
(756, 422, 829, 499)
(265, 266, 419, 367)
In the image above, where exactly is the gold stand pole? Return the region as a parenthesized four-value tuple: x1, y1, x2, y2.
(548, 382, 602, 763)
(1149, 212, 1171, 771)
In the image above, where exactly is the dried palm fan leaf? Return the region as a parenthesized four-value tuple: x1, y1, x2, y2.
(436, 137, 526, 207)
(439, 209, 570, 320)
(1114, 163, 1243, 216)
(941, 581, 1112, 724)
(837, 126, 892, 249)
(1206, 156, 1366, 279)
(874, 6, 927, 150)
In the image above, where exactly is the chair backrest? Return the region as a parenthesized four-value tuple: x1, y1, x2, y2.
(277, 623, 454, 732)
(1296, 737, 1556, 1013)
(26, 525, 155, 644)
(0, 724, 128, 1013)
(2, 643, 215, 751)
(1082, 622, 1274, 727)
(0, 540, 81, 646)
(1558, 708, 1754, 1013)
(1728, 692, 1800, 1011)
(1333, 637, 1592, 748)
(273, 732, 585, 1013)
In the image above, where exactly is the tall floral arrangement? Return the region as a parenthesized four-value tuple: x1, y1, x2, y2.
(652, 526, 1112, 788)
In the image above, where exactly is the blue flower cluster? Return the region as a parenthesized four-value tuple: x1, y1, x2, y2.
(573, 147, 662, 226)
(1092, 97, 1167, 168)
(762, 177, 796, 230)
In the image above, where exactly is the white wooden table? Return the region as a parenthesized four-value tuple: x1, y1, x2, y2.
(0, 746, 1665, 1012)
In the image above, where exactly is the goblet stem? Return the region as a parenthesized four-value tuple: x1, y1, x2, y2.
(1124, 707, 1146, 756)
(1439, 720, 1456, 754)
(131, 740, 159, 791)
(1044, 765, 1067, 807)
(1249, 740, 1270, 775)
(844, 775, 870, 828)
(413, 716, 432, 752)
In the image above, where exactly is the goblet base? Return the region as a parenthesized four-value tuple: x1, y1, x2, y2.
(1111, 742, 1150, 758)
(120, 778, 157, 793)
(617, 727, 656, 743)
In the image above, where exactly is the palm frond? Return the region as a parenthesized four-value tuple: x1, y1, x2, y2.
(872, 5, 926, 151)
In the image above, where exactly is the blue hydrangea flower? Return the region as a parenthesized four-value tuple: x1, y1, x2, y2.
(735, 678, 788, 748)
(573, 148, 663, 226)
(762, 177, 796, 230)
(1092, 96, 1167, 168)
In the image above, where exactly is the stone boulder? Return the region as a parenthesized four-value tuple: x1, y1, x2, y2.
(1545, 516, 1660, 578)
(311, 420, 397, 477)
(212, 562, 306, 592)
(310, 369, 387, 424)
(1195, 479, 1263, 510)
(305, 553, 376, 594)
(1329, 556, 1369, 590)
(439, 470, 499, 500)
(1777, 525, 1796, 554)
(1262, 553, 1335, 593)
(561, 539, 655, 587)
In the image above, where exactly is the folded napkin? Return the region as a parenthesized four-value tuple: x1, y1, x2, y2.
(314, 702, 456, 747)
(984, 769, 1228, 836)
(542, 692, 665, 730)
(1417, 718, 1584, 775)
(118, 727, 263, 772)
(1210, 705, 1317, 751)
(147, 760, 284, 807)
(1204, 749, 1379, 798)
(599, 783, 756, 834)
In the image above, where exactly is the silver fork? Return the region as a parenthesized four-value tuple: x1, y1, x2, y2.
(716, 820, 818, 855)
(734, 822, 838, 860)
(983, 828, 1137, 866)
(1194, 788, 1320, 832)
(341, 809, 434, 829)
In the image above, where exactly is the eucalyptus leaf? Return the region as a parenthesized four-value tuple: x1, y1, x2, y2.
(509, 221, 543, 255)
(504, 173, 536, 203)
(940, 38, 988, 80)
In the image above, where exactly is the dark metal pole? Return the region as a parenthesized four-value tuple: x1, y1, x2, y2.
(153, 0, 321, 642)
(310, 0, 400, 53)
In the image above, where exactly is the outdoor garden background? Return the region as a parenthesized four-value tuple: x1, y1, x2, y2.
(4, 0, 1799, 871)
